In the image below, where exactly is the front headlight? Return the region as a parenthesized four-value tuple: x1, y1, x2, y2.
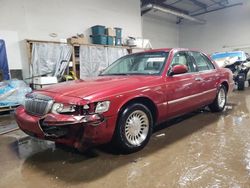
(95, 101, 110, 113)
(51, 103, 76, 114)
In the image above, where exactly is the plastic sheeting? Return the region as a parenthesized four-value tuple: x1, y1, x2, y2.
(79, 45, 128, 78)
(31, 43, 72, 77)
(0, 79, 32, 106)
(0, 40, 10, 80)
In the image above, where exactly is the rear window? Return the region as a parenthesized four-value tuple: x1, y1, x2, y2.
(190, 52, 215, 71)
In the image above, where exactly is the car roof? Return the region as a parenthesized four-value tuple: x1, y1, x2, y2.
(211, 51, 247, 61)
(144, 48, 173, 52)
(212, 50, 245, 55)
(130, 48, 207, 56)
(142, 48, 202, 53)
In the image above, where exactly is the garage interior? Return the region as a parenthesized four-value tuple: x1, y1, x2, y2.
(1, 0, 250, 187)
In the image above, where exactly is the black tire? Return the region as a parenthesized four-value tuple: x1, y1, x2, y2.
(209, 85, 227, 112)
(112, 103, 153, 153)
(238, 80, 245, 90)
(248, 80, 250, 87)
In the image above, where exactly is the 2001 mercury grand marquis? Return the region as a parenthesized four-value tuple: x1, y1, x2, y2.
(15, 48, 234, 153)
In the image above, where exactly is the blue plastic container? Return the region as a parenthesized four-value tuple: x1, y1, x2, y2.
(107, 36, 114, 45)
(114, 27, 122, 38)
(115, 37, 122, 46)
(92, 35, 107, 45)
(91, 25, 105, 35)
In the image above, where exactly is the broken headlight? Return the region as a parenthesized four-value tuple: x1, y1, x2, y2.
(51, 103, 76, 114)
(95, 101, 110, 113)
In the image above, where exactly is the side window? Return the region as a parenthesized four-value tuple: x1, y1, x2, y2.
(169, 51, 196, 73)
(190, 52, 215, 71)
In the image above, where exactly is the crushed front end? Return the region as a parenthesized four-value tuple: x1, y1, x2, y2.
(14, 92, 117, 151)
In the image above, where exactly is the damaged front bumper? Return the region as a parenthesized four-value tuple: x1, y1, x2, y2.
(41, 113, 104, 127)
(39, 113, 104, 139)
(14, 106, 117, 150)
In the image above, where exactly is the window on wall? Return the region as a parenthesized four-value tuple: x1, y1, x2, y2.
(190, 51, 215, 71)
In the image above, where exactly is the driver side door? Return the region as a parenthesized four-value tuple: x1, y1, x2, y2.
(165, 51, 201, 118)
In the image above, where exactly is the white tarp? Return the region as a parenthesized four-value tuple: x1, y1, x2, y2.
(79, 45, 128, 78)
(31, 43, 72, 77)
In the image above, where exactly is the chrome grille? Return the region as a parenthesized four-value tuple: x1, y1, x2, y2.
(25, 93, 54, 116)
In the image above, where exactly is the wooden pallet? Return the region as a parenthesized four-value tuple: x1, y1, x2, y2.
(0, 105, 19, 113)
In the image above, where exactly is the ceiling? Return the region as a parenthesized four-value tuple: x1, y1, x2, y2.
(141, 0, 243, 23)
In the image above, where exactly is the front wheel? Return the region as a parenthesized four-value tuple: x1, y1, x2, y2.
(209, 85, 227, 112)
(112, 103, 153, 153)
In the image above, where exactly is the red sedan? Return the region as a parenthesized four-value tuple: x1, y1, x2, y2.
(15, 48, 234, 153)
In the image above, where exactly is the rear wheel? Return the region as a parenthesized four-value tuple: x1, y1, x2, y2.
(237, 73, 245, 90)
(113, 103, 153, 153)
(238, 80, 245, 90)
(209, 85, 227, 112)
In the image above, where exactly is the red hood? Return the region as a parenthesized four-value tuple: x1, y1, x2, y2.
(38, 76, 162, 102)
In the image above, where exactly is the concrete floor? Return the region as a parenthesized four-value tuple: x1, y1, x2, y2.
(1, 88, 250, 188)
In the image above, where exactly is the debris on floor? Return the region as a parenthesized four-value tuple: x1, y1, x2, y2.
(155, 133, 166, 138)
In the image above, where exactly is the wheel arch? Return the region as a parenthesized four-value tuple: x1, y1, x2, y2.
(117, 96, 158, 125)
(220, 81, 229, 92)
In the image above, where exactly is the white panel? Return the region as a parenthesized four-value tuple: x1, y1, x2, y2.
(79, 46, 127, 78)
(142, 15, 180, 48)
(179, 0, 250, 54)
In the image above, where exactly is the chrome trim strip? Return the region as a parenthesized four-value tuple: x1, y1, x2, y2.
(168, 88, 217, 104)
(171, 69, 217, 77)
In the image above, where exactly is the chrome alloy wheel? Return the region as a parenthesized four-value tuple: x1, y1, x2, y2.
(125, 110, 149, 146)
(218, 88, 226, 108)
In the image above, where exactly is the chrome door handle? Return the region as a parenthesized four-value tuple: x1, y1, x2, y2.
(195, 77, 203, 81)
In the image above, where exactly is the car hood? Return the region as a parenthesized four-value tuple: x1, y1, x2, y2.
(214, 56, 239, 68)
(40, 76, 162, 101)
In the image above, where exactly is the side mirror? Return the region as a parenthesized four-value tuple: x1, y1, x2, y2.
(169, 65, 188, 76)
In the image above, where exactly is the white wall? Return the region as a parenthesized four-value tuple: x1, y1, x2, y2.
(0, 0, 142, 78)
(179, 0, 250, 54)
(2, 0, 250, 79)
(0, 31, 22, 69)
(142, 14, 180, 48)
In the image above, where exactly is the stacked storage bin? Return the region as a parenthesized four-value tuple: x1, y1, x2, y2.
(91, 25, 122, 46)
(91, 25, 107, 45)
(105, 28, 116, 46)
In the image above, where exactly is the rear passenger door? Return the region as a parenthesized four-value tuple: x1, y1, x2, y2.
(189, 51, 219, 104)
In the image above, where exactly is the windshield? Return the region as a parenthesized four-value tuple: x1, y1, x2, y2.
(101, 51, 169, 76)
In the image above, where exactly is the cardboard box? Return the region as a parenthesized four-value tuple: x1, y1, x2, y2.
(67, 37, 88, 45)
(105, 28, 116, 37)
(33, 76, 58, 85)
